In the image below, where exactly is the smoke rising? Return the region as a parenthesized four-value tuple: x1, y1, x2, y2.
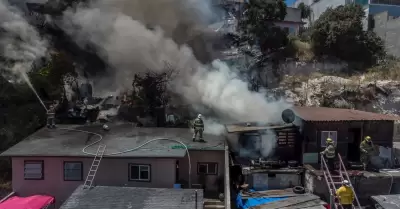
(60, 0, 291, 124)
(0, 0, 47, 75)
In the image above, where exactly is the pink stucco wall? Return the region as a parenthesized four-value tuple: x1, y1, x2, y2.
(11, 151, 224, 207)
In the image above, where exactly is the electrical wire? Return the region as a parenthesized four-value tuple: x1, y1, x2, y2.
(58, 127, 192, 188)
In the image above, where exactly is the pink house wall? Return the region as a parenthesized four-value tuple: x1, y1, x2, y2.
(11, 151, 224, 207)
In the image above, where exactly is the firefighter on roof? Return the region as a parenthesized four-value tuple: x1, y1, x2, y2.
(192, 114, 204, 142)
(47, 100, 59, 129)
(360, 136, 374, 171)
(320, 138, 336, 172)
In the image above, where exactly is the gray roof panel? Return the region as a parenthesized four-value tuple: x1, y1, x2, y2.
(60, 185, 204, 209)
(0, 124, 225, 157)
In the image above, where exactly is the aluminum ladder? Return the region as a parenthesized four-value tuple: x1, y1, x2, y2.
(320, 154, 361, 209)
(83, 144, 107, 189)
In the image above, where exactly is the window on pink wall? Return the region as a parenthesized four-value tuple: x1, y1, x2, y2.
(24, 161, 44, 180)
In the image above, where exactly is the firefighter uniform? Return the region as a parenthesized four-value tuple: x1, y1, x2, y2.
(360, 136, 374, 170)
(321, 138, 336, 172)
(46, 101, 59, 129)
(336, 180, 354, 209)
(192, 114, 204, 142)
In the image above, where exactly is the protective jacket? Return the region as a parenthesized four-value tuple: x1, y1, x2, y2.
(336, 185, 355, 205)
(360, 140, 374, 155)
(193, 118, 204, 130)
(322, 143, 336, 159)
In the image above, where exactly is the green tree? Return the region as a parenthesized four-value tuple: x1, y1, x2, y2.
(297, 3, 311, 20)
(239, 0, 288, 55)
(310, 4, 385, 68)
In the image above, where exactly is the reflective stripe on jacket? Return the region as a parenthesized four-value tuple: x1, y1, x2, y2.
(193, 118, 204, 128)
(336, 185, 354, 205)
(323, 144, 336, 159)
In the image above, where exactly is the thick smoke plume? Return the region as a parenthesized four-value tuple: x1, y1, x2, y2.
(0, 0, 47, 76)
(60, 0, 291, 123)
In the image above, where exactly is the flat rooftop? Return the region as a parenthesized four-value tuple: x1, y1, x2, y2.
(60, 185, 204, 209)
(0, 124, 225, 157)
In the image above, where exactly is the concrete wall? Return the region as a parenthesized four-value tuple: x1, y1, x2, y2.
(249, 173, 302, 190)
(12, 152, 224, 207)
(373, 11, 400, 57)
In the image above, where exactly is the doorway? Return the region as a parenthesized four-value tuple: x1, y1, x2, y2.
(175, 160, 179, 183)
(347, 128, 361, 162)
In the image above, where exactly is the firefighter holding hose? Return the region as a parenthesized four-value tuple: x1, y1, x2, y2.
(47, 100, 59, 129)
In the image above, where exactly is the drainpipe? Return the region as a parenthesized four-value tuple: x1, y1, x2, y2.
(195, 190, 198, 209)
(224, 145, 231, 209)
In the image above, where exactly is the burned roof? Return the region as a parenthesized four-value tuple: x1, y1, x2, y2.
(225, 123, 295, 133)
(60, 185, 203, 209)
(291, 106, 400, 122)
(0, 124, 225, 157)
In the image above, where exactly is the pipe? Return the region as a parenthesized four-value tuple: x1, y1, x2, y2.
(195, 190, 198, 209)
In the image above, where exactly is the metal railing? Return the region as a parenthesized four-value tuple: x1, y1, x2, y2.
(320, 155, 338, 209)
(338, 155, 361, 209)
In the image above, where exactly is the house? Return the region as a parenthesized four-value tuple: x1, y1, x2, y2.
(274, 7, 304, 35)
(60, 185, 203, 209)
(294, 0, 400, 29)
(0, 124, 226, 207)
(372, 11, 400, 57)
(290, 106, 400, 165)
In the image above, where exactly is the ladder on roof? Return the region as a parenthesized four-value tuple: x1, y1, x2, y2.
(83, 144, 107, 189)
(320, 154, 361, 209)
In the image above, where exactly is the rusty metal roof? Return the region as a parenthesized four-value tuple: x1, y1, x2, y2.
(292, 106, 400, 122)
(225, 124, 294, 133)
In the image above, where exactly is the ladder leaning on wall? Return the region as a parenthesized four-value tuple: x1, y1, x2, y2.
(83, 144, 107, 189)
(320, 154, 361, 209)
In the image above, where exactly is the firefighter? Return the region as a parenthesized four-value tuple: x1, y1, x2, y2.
(192, 114, 204, 142)
(320, 138, 336, 172)
(336, 180, 354, 209)
(360, 136, 374, 171)
(47, 100, 59, 129)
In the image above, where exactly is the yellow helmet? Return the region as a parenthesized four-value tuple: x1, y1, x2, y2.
(364, 136, 371, 142)
(326, 138, 333, 143)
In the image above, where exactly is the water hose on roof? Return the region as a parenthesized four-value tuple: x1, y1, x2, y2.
(58, 127, 192, 188)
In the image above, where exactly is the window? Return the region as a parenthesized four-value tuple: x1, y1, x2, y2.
(64, 162, 83, 181)
(129, 164, 151, 181)
(24, 161, 44, 180)
(197, 163, 218, 175)
(321, 131, 338, 147)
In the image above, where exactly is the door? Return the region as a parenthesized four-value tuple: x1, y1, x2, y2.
(347, 128, 361, 162)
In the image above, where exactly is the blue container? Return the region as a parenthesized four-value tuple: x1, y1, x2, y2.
(173, 184, 182, 189)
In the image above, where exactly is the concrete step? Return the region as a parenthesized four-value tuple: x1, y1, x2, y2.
(204, 205, 225, 209)
(204, 200, 224, 206)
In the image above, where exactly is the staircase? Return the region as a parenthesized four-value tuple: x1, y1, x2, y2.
(203, 199, 224, 209)
(320, 154, 361, 209)
(83, 144, 107, 189)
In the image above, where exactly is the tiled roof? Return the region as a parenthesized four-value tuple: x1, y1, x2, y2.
(292, 106, 400, 122)
(60, 185, 204, 209)
(0, 124, 225, 157)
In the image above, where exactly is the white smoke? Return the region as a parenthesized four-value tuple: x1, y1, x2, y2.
(0, 0, 47, 76)
(59, 0, 291, 125)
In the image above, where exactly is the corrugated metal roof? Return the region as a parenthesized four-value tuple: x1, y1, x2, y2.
(371, 195, 400, 209)
(292, 106, 400, 122)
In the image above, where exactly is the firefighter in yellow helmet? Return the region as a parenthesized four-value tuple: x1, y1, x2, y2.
(321, 138, 336, 172)
(192, 114, 205, 142)
(360, 136, 374, 171)
(336, 180, 354, 209)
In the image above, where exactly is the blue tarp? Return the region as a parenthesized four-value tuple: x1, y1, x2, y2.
(236, 190, 287, 209)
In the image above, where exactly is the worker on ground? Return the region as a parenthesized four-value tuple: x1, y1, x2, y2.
(47, 100, 59, 129)
(192, 114, 204, 142)
(360, 136, 375, 171)
(336, 180, 354, 209)
(320, 138, 336, 172)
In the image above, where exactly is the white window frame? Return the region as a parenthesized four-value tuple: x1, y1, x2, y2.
(129, 164, 151, 181)
(24, 161, 44, 180)
(64, 162, 83, 181)
(197, 162, 218, 175)
(321, 131, 338, 147)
